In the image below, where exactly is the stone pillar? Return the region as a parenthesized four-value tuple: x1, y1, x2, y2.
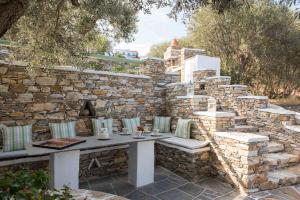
(193, 70, 216, 95)
(212, 132, 269, 194)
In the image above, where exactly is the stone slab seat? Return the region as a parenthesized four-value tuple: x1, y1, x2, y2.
(157, 136, 210, 154)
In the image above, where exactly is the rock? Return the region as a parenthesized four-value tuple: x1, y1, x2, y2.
(2, 78, 16, 84)
(11, 84, 27, 93)
(30, 103, 57, 112)
(0, 67, 8, 74)
(17, 93, 33, 102)
(23, 79, 35, 85)
(95, 100, 106, 108)
(36, 77, 57, 86)
(28, 86, 40, 92)
(47, 112, 64, 120)
(66, 92, 83, 101)
(93, 89, 107, 96)
(0, 85, 9, 92)
(10, 112, 25, 118)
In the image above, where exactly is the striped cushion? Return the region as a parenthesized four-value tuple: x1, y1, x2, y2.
(175, 119, 193, 139)
(49, 121, 76, 139)
(153, 116, 171, 133)
(122, 117, 140, 133)
(92, 118, 113, 135)
(1, 124, 32, 152)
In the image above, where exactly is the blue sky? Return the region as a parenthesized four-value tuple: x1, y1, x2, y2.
(115, 7, 187, 56)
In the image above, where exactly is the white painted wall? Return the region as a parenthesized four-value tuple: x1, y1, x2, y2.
(183, 55, 221, 82)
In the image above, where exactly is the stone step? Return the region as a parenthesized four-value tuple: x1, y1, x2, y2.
(265, 153, 300, 170)
(266, 164, 300, 188)
(230, 125, 258, 133)
(284, 125, 300, 133)
(234, 116, 247, 125)
(267, 142, 284, 153)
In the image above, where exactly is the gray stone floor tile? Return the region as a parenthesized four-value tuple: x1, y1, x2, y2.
(154, 174, 168, 182)
(167, 176, 189, 186)
(215, 191, 252, 200)
(139, 179, 179, 195)
(156, 189, 194, 200)
(126, 190, 159, 200)
(196, 178, 233, 193)
(249, 191, 270, 199)
(92, 182, 116, 195)
(258, 194, 288, 200)
(113, 181, 136, 196)
(196, 194, 214, 200)
(178, 183, 205, 197)
(276, 187, 300, 200)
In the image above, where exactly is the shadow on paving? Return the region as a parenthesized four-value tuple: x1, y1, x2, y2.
(79, 166, 300, 200)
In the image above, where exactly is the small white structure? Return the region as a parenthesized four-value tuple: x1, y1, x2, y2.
(183, 55, 221, 83)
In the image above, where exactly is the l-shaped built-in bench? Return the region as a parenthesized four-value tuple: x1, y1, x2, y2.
(0, 135, 211, 182)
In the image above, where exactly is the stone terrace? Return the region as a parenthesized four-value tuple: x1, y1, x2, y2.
(0, 52, 300, 199)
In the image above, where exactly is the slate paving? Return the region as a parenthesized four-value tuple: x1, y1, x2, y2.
(79, 166, 300, 200)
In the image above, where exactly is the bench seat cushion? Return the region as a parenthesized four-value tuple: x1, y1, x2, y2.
(159, 137, 209, 150)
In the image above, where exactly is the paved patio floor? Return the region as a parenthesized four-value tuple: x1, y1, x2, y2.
(79, 166, 300, 200)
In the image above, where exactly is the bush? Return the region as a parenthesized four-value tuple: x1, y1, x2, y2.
(0, 169, 72, 200)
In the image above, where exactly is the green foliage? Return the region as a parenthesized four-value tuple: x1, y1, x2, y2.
(4, 0, 137, 69)
(147, 38, 194, 58)
(188, 0, 300, 98)
(0, 169, 72, 200)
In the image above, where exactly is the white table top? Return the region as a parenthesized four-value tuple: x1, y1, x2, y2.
(26, 133, 173, 156)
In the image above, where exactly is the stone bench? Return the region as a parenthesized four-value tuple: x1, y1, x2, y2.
(156, 137, 209, 153)
(155, 136, 212, 181)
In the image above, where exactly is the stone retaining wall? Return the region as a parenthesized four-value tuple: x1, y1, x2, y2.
(0, 61, 166, 142)
(211, 132, 269, 193)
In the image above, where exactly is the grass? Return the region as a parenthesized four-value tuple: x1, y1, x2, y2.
(269, 95, 300, 106)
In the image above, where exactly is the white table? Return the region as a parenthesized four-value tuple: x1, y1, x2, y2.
(26, 133, 172, 189)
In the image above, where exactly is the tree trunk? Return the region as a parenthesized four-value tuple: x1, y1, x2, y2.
(0, 0, 29, 37)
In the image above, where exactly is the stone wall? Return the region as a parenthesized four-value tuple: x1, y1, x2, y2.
(0, 61, 166, 141)
(155, 143, 213, 181)
(211, 132, 269, 194)
(193, 70, 216, 95)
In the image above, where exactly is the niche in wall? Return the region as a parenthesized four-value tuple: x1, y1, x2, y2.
(79, 101, 96, 117)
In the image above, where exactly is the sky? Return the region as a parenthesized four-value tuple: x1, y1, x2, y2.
(114, 7, 187, 56)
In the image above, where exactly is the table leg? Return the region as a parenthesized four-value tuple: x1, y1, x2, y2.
(128, 140, 154, 187)
(49, 150, 80, 189)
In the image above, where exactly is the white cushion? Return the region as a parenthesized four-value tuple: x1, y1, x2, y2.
(159, 137, 209, 149)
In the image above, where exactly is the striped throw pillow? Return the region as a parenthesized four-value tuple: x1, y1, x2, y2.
(153, 116, 171, 133)
(1, 124, 32, 152)
(49, 121, 76, 139)
(122, 117, 140, 133)
(92, 118, 113, 135)
(175, 119, 193, 139)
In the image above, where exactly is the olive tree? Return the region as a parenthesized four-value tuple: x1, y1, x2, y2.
(188, 0, 300, 98)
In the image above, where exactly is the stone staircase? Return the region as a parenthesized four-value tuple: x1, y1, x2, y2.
(231, 116, 259, 132)
(233, 116, 300, 190)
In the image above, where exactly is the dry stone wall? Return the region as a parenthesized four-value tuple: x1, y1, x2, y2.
(0, 61, 167, 141)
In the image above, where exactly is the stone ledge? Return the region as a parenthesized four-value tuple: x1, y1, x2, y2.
(284, 125, 300, 133)
(194, 111, 235, 118)
(218, 85, 248, 88)
(176, 95, 211, 99)
(165, 82, 190, 87)
(237, 96, 268, 100)
(205, 76, 231, 80)
(258, 108, 296, 115)
(214, 132, 269, 143)
(0, 155, 49, 167)
(53, 66, 151, 79)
